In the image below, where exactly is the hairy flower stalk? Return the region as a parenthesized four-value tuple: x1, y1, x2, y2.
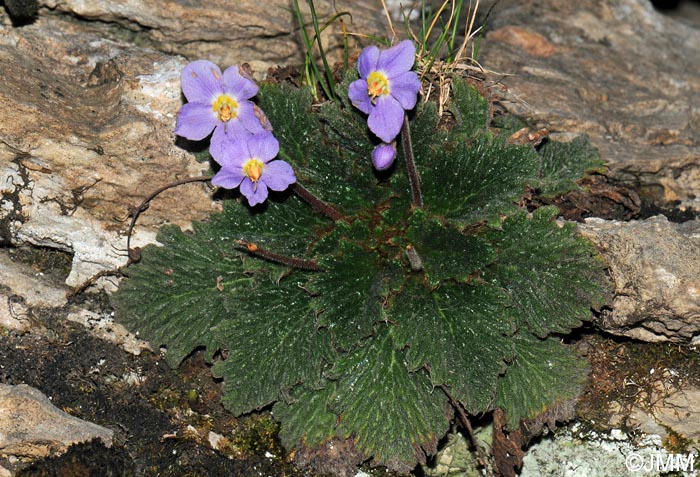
(292, 182, 345, 221)
(236, 240, 323, 271)
(400, 114, 423, 208)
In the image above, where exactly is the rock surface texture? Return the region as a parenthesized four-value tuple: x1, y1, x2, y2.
(0, 384, 113, 456)
(1, 0, 700, 474)
(481, 0, 700, 212)
(579, 216, 700, 343)
(39, 0, 385, 74)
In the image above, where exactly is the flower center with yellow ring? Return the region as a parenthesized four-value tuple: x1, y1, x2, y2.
(212, 94, 239, 122)
(243, 159, 264, 186)
(367, 71, 390, 103)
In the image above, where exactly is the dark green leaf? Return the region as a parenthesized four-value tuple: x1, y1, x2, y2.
(309, 240, 389, 351)
(212, 276, 333, 415)
(274, 383, 340, 450)
(405, 209, 495, 286)
(330, 327, 450, 471)
(390, 278, 514, 413)
(112, 225, 251, 367)
(210, 194, 328, 258)
(495, 332, 589, 430)
(257, 83, 389, 214)
(420, 134, 538, 226)
(483, 206, 608, 336)
(534, 135, 606, 197)
(448, 77, 490, 138)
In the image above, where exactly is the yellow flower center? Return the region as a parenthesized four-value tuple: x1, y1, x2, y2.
(367, 71, 390, 103)
(243, 159, 264, 187)
(212, 94, 239, 122)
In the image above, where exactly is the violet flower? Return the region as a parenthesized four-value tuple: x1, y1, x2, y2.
(348, 40, 421, 143)
(211, 132, 296, 207)
(372, 142, 396, 170)
(175, 60, 267, 158)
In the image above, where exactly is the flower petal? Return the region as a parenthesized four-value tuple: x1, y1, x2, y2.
(262, 160, 296, 191)
(358, 45, 380, 78)
(240, 179, 269, 206)
(236, 101, 267, 135)
(368, 95, 404, 143)
(175, 102, 218, 140)
(211, 167, 246, 190)
(222, 65, 259, 100)
(371, 143, 396, 170)
(249, 132, 280, 162)
(210, 127, 250, 166)
(377, 40, 416, 76)
(389, 71, 421, 110)
(348, 79, 373, 115)
(181, 60, 224, 103)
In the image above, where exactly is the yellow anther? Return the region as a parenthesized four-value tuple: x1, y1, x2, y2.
(212, 94, 239, 122)
(367, 71, 389, 101)
(243, 159, 264, 182)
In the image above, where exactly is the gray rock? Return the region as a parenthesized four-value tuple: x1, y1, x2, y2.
(38, 0, 386, 72)
(480, 0, 700, 212)
(0, 20, 215, 288)
(579, 215, 700, 343)
(0, 384, 113, 457)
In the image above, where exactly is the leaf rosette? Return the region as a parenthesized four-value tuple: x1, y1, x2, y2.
(112, 76, 609, 472)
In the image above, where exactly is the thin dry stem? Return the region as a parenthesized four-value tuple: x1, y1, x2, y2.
(380, 0, 398, 42)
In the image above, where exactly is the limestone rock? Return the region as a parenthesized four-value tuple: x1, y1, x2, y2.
(480, 0, 700, 212)
(0, 20, 217, 288)
(0, 384, 113, 457)
(38, 0, 386, 72)
(579, 215, 700, 343)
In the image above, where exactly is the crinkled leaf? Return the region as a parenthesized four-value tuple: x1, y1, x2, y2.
(495, 332, 589, 430)
(111, 225, 250, 367)
(112, 195, 325, 366)
(483, 206, 608, 336)
(257, 83, 389, 214)
(211, 276, 333, 415)
(420, 134, 538, 226)
(405, 209, 495, 286)
(211, 194, 327, 257)
(448, 77, 490, 138)
(274, 383, 340, 450)
(329, 327, 450, 472)
(534, 135, 606, 197)
(391, 278, 513, 413)
(319, 73, 375, 157)
(309, 240, 389, 351)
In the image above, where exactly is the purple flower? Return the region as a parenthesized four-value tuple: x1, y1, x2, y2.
(372, 142, 396, 170)
(348, 40, 421, 143)
(211, 132, 296, 206)
(175, 60, 267, 157)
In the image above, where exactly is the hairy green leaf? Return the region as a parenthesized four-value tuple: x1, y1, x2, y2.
(534, 135, 606, 197)
(112, 225, 250, 367)
(330, 327, 450, 471)
(309, 240, 388, 351)
(274, 383, 340, 450)
(257, 83, 388, 214)
(405, 209, 495, 285)
(391, 278, 513, 413)
(449, 77, 490, 138)
(420, 134, 538, 226)
(210, 276, 333, 415)
(483, 206, 607, 336)
(495, 332, 589, 430)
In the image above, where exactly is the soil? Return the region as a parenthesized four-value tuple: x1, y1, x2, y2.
(0, 289, 308, 477)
